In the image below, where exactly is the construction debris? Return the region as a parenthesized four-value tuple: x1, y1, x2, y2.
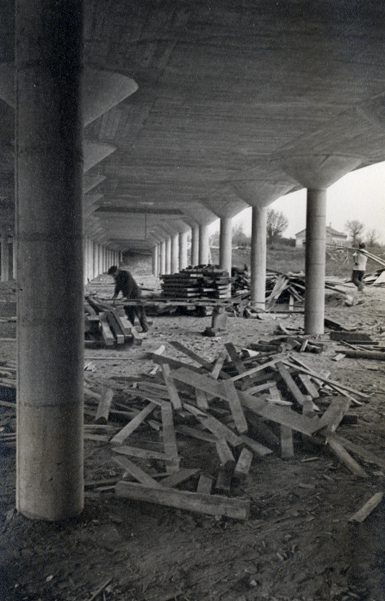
(85, 296, 144, 347)
(79, 337, 385, 521)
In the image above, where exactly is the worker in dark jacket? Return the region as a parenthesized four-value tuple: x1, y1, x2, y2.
(108, 266, 148, 332)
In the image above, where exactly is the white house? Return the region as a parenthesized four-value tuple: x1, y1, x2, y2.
(295, 225, 347, 248)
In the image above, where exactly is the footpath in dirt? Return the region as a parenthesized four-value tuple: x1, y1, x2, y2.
(1, 275, 385, 601)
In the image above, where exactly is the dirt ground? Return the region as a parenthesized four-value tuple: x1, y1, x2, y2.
(1, 271, 385, 601)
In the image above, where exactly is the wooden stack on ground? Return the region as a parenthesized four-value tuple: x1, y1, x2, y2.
(85, 296, 144, 347)
(161, 266, 231, 300)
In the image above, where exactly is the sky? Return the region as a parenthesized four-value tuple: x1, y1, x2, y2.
(209, 161, 385, 244)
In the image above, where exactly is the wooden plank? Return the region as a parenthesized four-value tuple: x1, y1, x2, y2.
(297, 374, 320, 399)
(225, 342, 247, 374)
(215, 466, 233, 494)
(160, 468, 200, 488)
(326, 437, 369, 478)
(115, 481, 250, 520)
(196, 387, 209, 410)
(215, 439, 236, 469)
(276, 362, 307, 407)
(244, 412, 280, 447)
(349, 493, 385, 523)
(168, 340, 213, 370)
(327, 433, 385, 470)
(222, 379, 248, 434)
(161, 364, 183, 410)
(313, 397, 351, 433)
(210, 349, 228, 379)
(106, 312, 125, 344)
(196, 474, 213, 494)
(234, 448, 253, 480)
(113, 311, 133, 339)
(152, 353, 202, 373)
(247, 381, 276, 395)
(175, 424, 218, 443)
(114, 455, 163, 488)
(161, 402, 179, 460)
(240, 435, 273, 457)
(229, 355, 289, 382)
(171, 367, 320, 436)
(280, 425, 294, 458)
(185, 403, 242, 447)
(110, 402, 156, 446)
(130, 326, 144, 346)
(113, 445, 175, 463)
(94, 388, 114, 425)
(98, 312, 115, 347)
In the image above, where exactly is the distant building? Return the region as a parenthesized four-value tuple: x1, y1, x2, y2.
(295, 225, 347, 248)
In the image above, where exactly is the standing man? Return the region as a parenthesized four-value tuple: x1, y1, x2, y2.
(108, 265, 149, 332)
(352, 243, 368, 292)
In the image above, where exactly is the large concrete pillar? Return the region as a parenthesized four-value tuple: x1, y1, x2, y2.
(160, 240, 166, 275)
(12, 237, 17, 279)
(250, 207, 267, 310)
(219, 216, 232, 274)
(199, 224, 210, 265)
(165, 237, 172, 274)
(152, 245, 159, 276)
(179, 231, 188, 271)
(191, 225, 199, 266)
(1, 230, 10, 282)
(171, 234, 179, 273)
(16, 0, 84, 520)
(304, 189, 327, 334)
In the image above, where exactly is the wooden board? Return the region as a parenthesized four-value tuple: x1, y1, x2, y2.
(175, 424, 218, 443)
(110, 402, 156, 446)
(276, 362, 307, 407)
(185, 403, 242, 447)
(349, 492, 385, 523)
(234, 448, 253, 480)
(115, 481, 250, 520)
(161, 402, 179, 461)
(222, 379, 248, 434)
(196, 474, 213, 494)
(210, 349, 228, 379)
(106, 312, 125, 344)
(160, 468, 200, 488)
(114, 445, 176, 463)
(94, 388, 114, 425)
(168, 340, 213, 370)
(280, 425, 294, 458)
(215, 439, 235, 468)
(98, 312, 115, 347)
(161, 364, 182, 410)
(114, 455, 162, 488)
(326, 437, 369, 478)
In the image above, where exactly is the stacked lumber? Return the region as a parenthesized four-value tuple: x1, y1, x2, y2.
(85, 296, 143, 347)
(161, 266, 231, 299)
(82, 339, 384, 520)
(364, 268, 385, 286)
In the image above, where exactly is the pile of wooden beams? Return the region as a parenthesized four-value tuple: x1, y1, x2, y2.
(161, 266, 231, 300)
(84, 296, 144, 347)
(82, 340, 384, 520)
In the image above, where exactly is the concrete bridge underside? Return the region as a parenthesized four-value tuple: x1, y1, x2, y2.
(1, 0, 385, 519)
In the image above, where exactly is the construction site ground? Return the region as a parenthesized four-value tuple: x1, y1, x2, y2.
(1, 264, 385, 601)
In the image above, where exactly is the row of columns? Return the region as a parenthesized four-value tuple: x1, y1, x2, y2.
(150, 224, 211, 277)
(83, 237, 122, 283)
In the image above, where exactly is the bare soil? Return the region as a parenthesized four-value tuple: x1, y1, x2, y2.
(1, 265, 385, 601)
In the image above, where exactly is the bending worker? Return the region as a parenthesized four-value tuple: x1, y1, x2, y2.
(108, 265, 149, 332)
(352, 243, 368, 292)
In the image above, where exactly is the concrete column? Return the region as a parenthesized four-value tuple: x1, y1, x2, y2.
(165, 237, 171, 274)
(171, 234, 179, 273)
(191, 226, 199, 266)
(152, 245, 159, 276)
(1, 230, 10, 281)
(305, 189, 327, 335)
(250, 206, 267, 310)
(12, 237, 17, 279)
(16, 0, 84, 520)
(199, 224, 210, 265)
(93, 241, 98, 279)
(219, 216, 232, 274)
(160, 240, 166, 275)
(179, 231, 188, 271)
